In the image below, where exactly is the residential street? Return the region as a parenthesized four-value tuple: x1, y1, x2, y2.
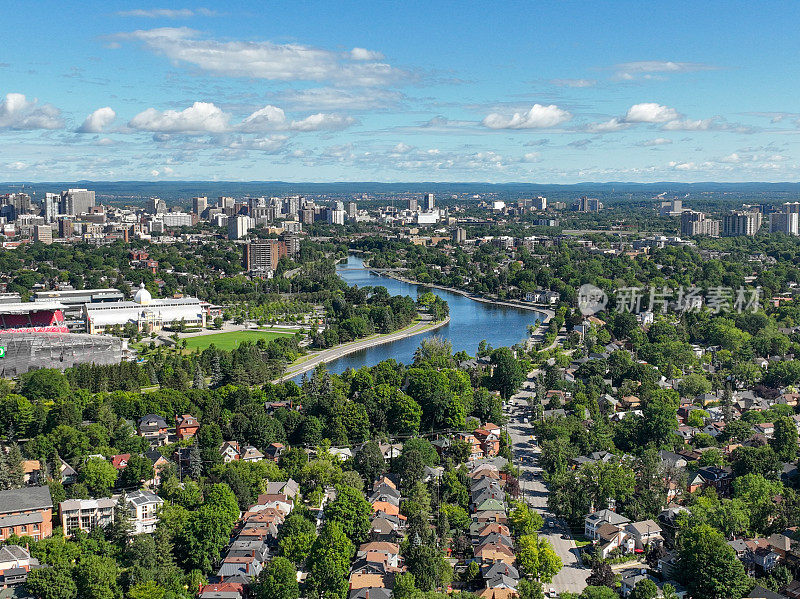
(505, 391, 589, 596)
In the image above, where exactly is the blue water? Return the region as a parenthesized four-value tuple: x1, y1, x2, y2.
(294, 256, 544, 379)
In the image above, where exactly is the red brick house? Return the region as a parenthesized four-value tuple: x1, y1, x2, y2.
(175, 414, 200, 440)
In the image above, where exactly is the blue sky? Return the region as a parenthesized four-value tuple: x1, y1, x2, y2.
(2, 0, 800, 183)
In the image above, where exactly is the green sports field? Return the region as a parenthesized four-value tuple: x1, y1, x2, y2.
(183, 330, 295, 351)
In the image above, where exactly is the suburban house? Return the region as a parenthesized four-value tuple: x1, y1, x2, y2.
(0, 487, 53, 540)
(137, 414, 169, 446)
(59, 498, 116, 536)
(175, 414, 199, 440)
(126, 489, 163, 534)
(0, 545, 39, 589)
(585, 509, 631, 539)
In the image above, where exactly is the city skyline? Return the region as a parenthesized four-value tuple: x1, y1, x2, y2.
(3, 1, 800, 183)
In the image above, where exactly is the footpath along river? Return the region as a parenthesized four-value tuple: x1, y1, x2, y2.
(292, 255, 547, 380)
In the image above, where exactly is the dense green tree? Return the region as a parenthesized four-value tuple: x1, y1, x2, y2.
(677, 524, 750, 599)
(324, 484, 372, 545)
(490, 347, 525, 399)
(307, 522, 353, 599)
(252, 556, 299, 599)
(80, 457, 118, 497)
(769, 416, 798, 462)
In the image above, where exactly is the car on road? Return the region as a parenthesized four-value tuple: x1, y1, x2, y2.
(548, 588, 557, 597)
(523, 417, 529, 423)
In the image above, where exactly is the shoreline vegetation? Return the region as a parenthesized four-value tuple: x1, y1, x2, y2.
(276, 314, 450, 381)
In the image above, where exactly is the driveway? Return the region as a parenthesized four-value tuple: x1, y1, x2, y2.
(505, 396, 589, 596)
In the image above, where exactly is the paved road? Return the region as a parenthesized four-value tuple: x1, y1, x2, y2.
(275, 316, 449, 381)
(505, 395, 588, 596)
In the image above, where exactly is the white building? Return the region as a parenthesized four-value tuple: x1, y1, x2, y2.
(228, 214, 250, 239)
(127, 489, 163, 534)
(160, 212, 193, 228)
(59, 498, 116, 536)
(327, 209, 346, 225)
(84, 283, 206, 334)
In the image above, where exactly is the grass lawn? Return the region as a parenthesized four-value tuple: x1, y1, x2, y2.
(184, 330, 295, 351)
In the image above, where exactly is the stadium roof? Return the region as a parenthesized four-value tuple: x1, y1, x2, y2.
(0, 302, 66, 314)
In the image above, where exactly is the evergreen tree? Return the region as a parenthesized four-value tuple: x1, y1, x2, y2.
(109, 494, 134, 547)
(193, 363, 206, 390)
(188, 444, 202, 480)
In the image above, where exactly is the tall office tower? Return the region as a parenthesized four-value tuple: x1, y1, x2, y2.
(146, 197, 167, 214)
(576, 196, 602, 212)
(327, 208, 346, 225)
(43, 193, 60, 222)
(783, 201, 800, 214)
(243, 239, 287, 273)
(346, 201, 357, 219)
(228, 215, 250, 240)
(58, 218, 73, 238)
(452, 227, 467, 244)
(531, 196, 547, 211)
(6, 193, 32, 214)
(218, 196, 235, 209)
(281, 233, 301, 256)
(424, 193, 435, 210)
(192, 196, 208, 216)
(301, 209, 315, 225)
(407, 198, 418, 211)
(723, 209, 763, 236)
(770, 211, 800, 235)
(283, 221, 302, 233)
(34, 225, 53, 245)
(284, 196, 301, 216)
(681, 210, 720, 236)
(660, 199, 684, 217)
(60, 189, 96, 216)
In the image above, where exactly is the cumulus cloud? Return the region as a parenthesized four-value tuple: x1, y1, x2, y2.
(661, 118, 714, 131)
(482, 104, 572, 129)
(586, 117, 630, 133)
(625, 103, 680, 123)
(78, 106, 116, 133)
(550, 78, 596, 88)
(0, 92, 64, 130)
(289, 113, 354, 131)
(129, 101, 229, 133)
(615, 60, 718, 80)
(129, 101, 355, 135)
(116, 8, 217, 18)
(112, 28, 403, 86)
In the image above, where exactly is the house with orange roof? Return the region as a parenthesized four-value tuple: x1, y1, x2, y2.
(457, 432, 485, 460)
(175, 414, 199, 440)
(110, 454, 130, 470)
(474, 542, 515, 565)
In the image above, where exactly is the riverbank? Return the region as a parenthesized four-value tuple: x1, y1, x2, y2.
(372, 270, 555, 323)
(275, 315, 450, 382)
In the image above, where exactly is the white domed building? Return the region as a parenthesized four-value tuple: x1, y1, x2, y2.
(83, 283, 206, 334)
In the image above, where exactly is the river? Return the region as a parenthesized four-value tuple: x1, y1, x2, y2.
(294, 256, 545, 379)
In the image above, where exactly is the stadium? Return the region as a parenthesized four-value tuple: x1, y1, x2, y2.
(0, 302, 127, 376)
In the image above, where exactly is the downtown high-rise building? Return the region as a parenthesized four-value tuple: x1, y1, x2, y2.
(723, 209, 762, 236)
(423, 193, 435, 210)
(681, 210, 720, 236)
(60, 189, 95, 216)
(243, 239, 287, 273)
(43, 193, 60, 223)
(769, 202, 800, 235)
(192, 196, 208, 216)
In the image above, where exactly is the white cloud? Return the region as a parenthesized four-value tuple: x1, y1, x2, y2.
(117, 9, 217, 18)
(129, 101, 229, 133)
(0, 92, 63, 130)
(614, 61, 718, 79)
(550, 78, 596, 88)
(661, 118, 714, 131)
(78, 106, 116, 133)
(640, 137, 673, 146)
(238, 104, 354, 132)
(289, 112, 354, 131)
(238, 105, 287, 132)
(586, 117, 630, 133)
(482, 104, 572, 129)
(350, 47, 384, 61)
(625, 103, 680, 123)
(114, 28, 403, 86)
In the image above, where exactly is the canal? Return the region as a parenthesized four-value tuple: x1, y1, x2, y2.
(295, 255, 545, 378)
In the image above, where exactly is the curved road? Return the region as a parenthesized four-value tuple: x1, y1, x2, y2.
(276, 316, 449, 382)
